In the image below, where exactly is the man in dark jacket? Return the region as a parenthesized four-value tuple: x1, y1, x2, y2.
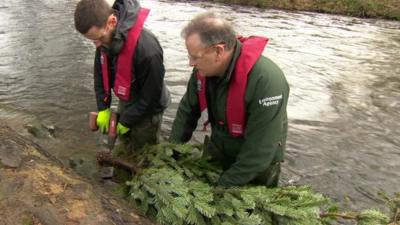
(74, 0, 170, 151)
(169, 12, 289, 188)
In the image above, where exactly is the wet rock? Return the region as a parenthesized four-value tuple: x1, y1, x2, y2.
(69, 156, 84, 169)
(25, 122, 57, 139)
(43, 124, 56, 136)
(0, 139, 22, 168)
(30, 203, 65, 225)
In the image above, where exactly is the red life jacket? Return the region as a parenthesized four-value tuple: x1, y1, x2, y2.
(100, 8, 149, 101)
(196, 36, 268, 137)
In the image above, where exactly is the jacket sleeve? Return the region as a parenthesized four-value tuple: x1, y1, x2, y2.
(94, 48, 112, 111)
(118, 52, 165, 127)
(169, 72, 201, 143)
(218, 63, 289, 187)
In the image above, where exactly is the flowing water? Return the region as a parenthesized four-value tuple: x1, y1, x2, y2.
(0, 0, 399, 211)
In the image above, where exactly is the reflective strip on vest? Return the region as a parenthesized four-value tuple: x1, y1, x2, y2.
(100, 50, 110, 96)
(196, 73, 209, 131)
(196, 36, 268, 137)
(100, 8, 150, 101)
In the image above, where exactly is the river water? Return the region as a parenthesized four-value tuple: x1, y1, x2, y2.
(0, 0, 399, 212)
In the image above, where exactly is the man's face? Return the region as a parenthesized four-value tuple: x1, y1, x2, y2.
(185, 33, 221, 77)
(84, 15, 115, 48)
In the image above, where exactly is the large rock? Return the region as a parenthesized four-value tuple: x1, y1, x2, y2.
(0, 124, 155, 225)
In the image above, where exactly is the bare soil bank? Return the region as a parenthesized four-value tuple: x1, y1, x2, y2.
(0, 124, 155, 225)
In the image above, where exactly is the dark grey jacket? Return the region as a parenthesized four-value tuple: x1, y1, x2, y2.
(94, 0, 170, 127)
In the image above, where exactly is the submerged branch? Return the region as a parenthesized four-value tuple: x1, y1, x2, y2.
(97, 152, 140, 175)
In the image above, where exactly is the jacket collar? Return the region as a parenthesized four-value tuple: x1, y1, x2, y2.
(220, 40, 242, 84)
(109, 0, 141, 55)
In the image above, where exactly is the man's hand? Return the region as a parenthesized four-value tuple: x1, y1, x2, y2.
(96, 108, 111, 133)
(117, 123, 130, 135)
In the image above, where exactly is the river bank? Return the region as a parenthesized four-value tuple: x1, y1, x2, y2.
(202, 0, 400, 20)
(0, 124, 155, 225)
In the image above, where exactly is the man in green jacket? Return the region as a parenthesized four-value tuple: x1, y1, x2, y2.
(169, 12, 289, 188)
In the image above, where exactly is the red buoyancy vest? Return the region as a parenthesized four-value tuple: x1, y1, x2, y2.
(100, 8, 150, 101)
(197, 36, 268, 137)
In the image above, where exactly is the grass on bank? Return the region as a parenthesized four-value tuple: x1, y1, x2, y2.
(210, 0, 400, 20)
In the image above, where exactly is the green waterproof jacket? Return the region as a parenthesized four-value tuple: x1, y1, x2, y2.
(170, 40, 289, 187)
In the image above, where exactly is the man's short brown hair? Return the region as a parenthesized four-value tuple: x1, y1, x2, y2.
(74, 0, 114, 34)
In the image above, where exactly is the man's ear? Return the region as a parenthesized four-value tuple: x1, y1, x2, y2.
(215, 44, 225, 59)
(107, 14, 118, 28)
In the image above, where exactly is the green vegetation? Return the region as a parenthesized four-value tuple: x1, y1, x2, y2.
(121, 143, 399, 225)
(207, 0, 400, 20)
(21, 217, 34, 225)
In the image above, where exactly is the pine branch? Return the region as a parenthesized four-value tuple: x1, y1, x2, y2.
(122, 143, 396, 225)
(394, 208, 400, 224)
(320, 212, 359, 220)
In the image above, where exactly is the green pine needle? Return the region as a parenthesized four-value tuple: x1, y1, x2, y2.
(123, 143, 396, 225)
